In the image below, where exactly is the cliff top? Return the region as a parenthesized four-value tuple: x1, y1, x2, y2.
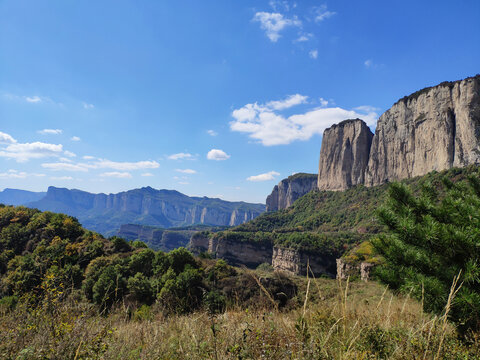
(286, 173, 318, 182)
(324, 118, 367, 132)
(395, 74, 480, 106)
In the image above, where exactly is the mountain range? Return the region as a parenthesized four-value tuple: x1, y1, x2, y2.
(0, 186, 265, 236)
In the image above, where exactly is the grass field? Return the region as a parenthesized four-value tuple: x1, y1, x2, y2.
(1, 272, 478, 360)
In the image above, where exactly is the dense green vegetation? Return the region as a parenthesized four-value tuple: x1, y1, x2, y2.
(374, 175, 480, 333)
(0, 205, 296, 314)
(207, 166, 480, 258)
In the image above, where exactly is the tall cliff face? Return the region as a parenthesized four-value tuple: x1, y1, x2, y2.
(317, 119, 374, 191)
(266, 173, 318, 211)
(317, 75, 480, 190)
(27, 186, 265, 236)
(365, 75, 480, 186)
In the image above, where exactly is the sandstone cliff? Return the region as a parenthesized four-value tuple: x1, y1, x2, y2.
(317, 119, 374, 191)
(266, 173, 317, 211)
(317, 75, 480, 190)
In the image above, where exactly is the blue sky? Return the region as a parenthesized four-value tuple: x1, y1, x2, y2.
(0, 0, 479, 203)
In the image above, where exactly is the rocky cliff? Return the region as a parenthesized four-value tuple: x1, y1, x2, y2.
(266, 173, 318, 211)
(318, 119, 374, 191)
(365, 75, 480, 186)
(318, 75, 480, 190)
(189, 233, 336, 276)
(27, 186, 265, 236)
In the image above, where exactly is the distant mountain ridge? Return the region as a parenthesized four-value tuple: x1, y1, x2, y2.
(0, 186, 265, 236)
(0, 188, 46, 206)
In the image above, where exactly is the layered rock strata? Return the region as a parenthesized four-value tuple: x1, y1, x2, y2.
(266, 173, 318, 211)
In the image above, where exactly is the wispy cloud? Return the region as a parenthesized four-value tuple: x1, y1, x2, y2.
(168, 152, 195, 160)
(25, 96, 42, 103)
(247, 171, 280, 182)
(309, 49, 318, 59)
(0, 142, 63, 162)
(42, 162, 89, 172)
(313, 5, 336, 22)
(0, 131, 17, 144)
(0, 169, 45, 179)
(38, 129, 62, 135)
(207, 149, 230, 161)
(207, 130, 218, 136)
(253, 12, 301, 42)
(50, 176, 73, 180)
(231, 95, 379, 146)
(175, 169, 197, 174)
(93, 159, 159, 171)
(71, 136, 81, 141)
(64, 150, 76, 157)
(41, 158, 160, 172)
(141, 172, 154, 177)
(83, 102, 94, 109)
(100, 172, 132, 178)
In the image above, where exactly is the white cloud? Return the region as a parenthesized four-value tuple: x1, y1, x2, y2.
(295, 33, 313, 42)
(247, 171, 280, 182)
(230, 96, 379, 146)
(41, 158, 160, 172)
(0, 131, 17, 144)
(82, 155, 95, 160)
(25, 96, 42, 103)
(168, 152, 195, 160)
(0, 142, 63, 162)
(314, 5, 336, 22)
(178, 181, 189, 185)
(64, 150, 76, 157)
(38, 129, 62, 135)
(253, 12, 301, 42)
(42, 162, 89, 172)
(141, 172, 154, 177)
(364, 59, 373, 68)
(309, 49, 318, 59)
(269, 0, 291, 12)
(71, 136, 81, 141)
(207, 149, 230, 161)
(93, 159, 159, 171)
(83, 102, 94, 109)
(175, 169, 197, 174)
(0, 170, 45, 179)
(51, 176, 73, 180)
(100, 172, 132, 178)
(319, 97, 329, 107)
(266, 94, 308, 110)
(207, 130, 218, 136)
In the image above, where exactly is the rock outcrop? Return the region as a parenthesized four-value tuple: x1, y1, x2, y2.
(27, 186, 265, 236)
(189, 234, 336, 276)
(318, 75, 480, 190)
(336, 258, 373, 282)
(266, 173, 318, 211)
(272, 247, 336, 277)
(365, 75, 480, 186)
(317, 119, 374, 191)
(189, 233, 272, 268)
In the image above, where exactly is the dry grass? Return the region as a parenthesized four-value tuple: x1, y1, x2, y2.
(0, 276, 478, 360)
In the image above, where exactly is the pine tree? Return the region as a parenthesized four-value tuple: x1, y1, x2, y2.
(373, 175, 480, 333)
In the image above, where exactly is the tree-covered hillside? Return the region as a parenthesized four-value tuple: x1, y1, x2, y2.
(0, 205, 296, 314)
(209, 166, 480, 255)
